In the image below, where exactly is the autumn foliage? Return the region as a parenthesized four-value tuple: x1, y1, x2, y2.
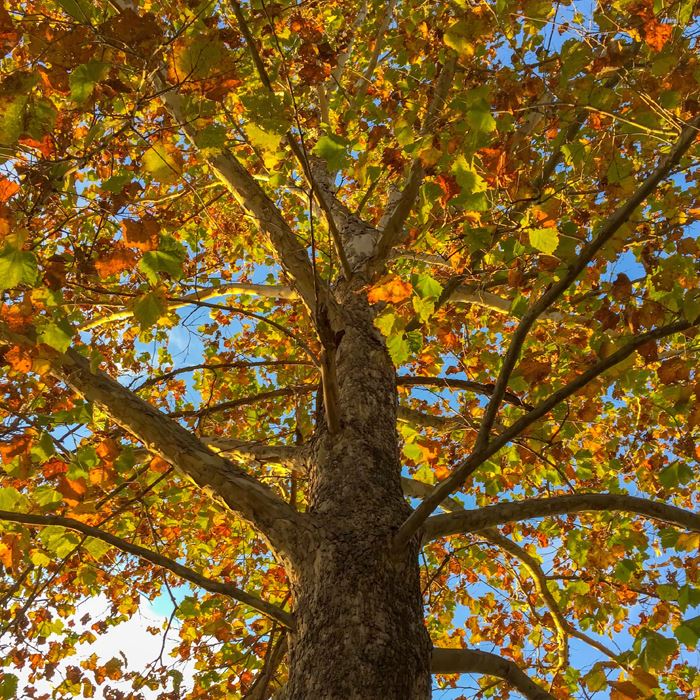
(0, 0, 699, 698)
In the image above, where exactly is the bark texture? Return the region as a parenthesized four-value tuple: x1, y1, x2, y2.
(284, 287, 432, 699)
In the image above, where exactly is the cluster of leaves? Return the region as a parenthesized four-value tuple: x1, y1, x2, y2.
(0, 0, 698, 698)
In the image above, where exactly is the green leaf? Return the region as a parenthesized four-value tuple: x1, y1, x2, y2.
(33, 485, 63, 509)
(194, 124, 227, 153)
(387, 333, 410, 365)
(0, 674, 18, 700)
(31, 432, 55, 463)
(466, 107, 496, 133)
(403, 442, 423, 463)
(0, 245, 39, 290)
(84, 537, 112, 561)
(529, 227, 559, 255)
(312, 134, 349, 172)
(69, 61, 109, 103)
(38, 320, 73, 353)
(139, 237, 185, 284)
(143, 141, 182, 184)
(634, 630, 678, 671)
(101, 172, 132, 194)
(656, 584, 678, 602)
(658, 461, 693, 489)
(444, 21, 474, 57)
(0, 74, 32, 146)
(614, 558, 636, 583)
(674, 615, 700, 648)
(132, 291, 168, 329)
(57, 0, 94, 20)
(0, 487, 29, 512)
(247, 124, 283, 154)
(451, 155, 487, 194)
(39, 525, 80, 558)
(412, 273, 443, 300)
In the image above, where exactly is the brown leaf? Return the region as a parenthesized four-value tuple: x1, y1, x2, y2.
(121, 217, 160, 252)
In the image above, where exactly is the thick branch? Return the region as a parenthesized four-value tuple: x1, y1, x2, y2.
(37, 345, 309, 561)
(424, 493, 700, 541)
(135, 438, 309, 471)
(0, 510, 294, 628)
(431, 648, 554, 700)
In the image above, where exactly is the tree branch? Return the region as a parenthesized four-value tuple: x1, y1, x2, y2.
(473, 114, 700, 454)
(10, 340, 311, 562)
(370, 55, 458, 274)
(168, 384, 315, 418)
(393, 318, 698, 549)
(431, 648, 554, 700)
(397, 376, 532, 409)
(81, 282, 296, 331)
(0, 509, 294, 629)
(423, 493, 700, 541)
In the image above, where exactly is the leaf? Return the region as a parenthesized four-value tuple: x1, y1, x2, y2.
(412, 273, 443, 300)
(444, 21, 474, 57)
(38, 320, 73, 353)
(386, 333, 410, 365)
(0, 177, 19, 202)
(84, 537, 112, 561)
(674, 615, 700, 648)
(132, 291, 168, 329)
(634, 630, 678, 671)
(38, 525, 80, 557)
(0, 245, 38, 289)
(452, 155, 487, 194)
(368, 275, 413, 304)
(658, 461, 693, 489)
(0, 674, 18, 700)
(95, 245, 137, 279)
(143, 141, 183, 183)
(57, 0, 94, 20)
(0, 75, 31, 146)
(0, 487, 29, 512)
(643, 20, 673, 52)
(528, 227, 559, 255)
(121, 217, 160, 252)
(69, 62, 109, 103)
(139, 238, 185, 284)
(312, 134, 349, 172)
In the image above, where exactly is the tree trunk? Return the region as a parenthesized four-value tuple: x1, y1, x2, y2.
(284, 289, 432, 698)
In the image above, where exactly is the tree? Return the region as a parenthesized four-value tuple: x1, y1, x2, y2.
(0, 0, 698, 696)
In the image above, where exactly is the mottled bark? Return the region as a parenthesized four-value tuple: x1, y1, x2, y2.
(284, 287, 432, 698)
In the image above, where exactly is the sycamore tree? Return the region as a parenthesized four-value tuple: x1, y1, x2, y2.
(0, 0, 699, 697)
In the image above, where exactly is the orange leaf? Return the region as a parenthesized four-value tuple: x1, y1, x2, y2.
(149, 455, 170, 473)
(95, 438, 120, 463)
(643, 20, 673, 52)
(4, 345, 33, 373)
(367, 275, 413, 304)
(0, 177, 19, 203)
(58, 476, 88, 506)
(94, 245, 138, 279)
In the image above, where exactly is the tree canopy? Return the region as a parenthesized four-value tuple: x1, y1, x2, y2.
(0, 0, 699, 698)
